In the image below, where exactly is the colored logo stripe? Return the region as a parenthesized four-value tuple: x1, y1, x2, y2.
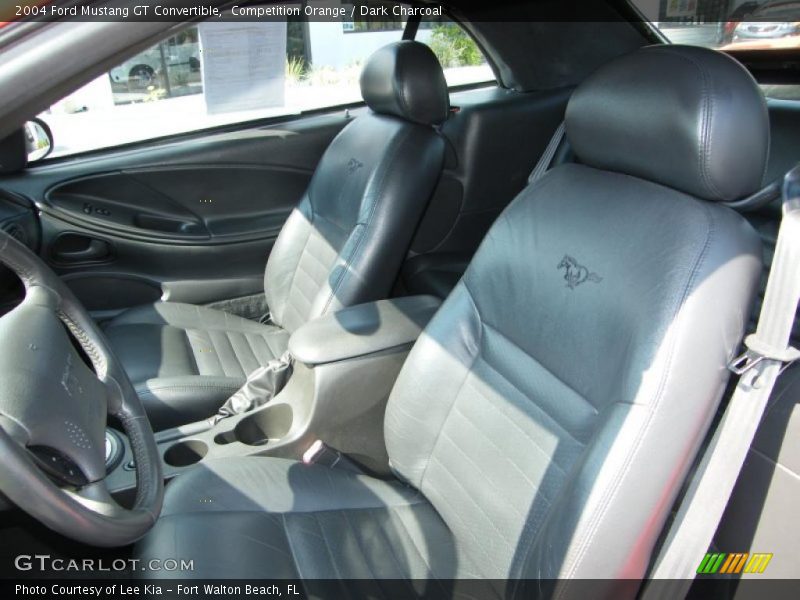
(697, 553, 726, 574)
(744, 553, 773, 574)
(720, 553, 748, 574)
(697, 552, 773, 574)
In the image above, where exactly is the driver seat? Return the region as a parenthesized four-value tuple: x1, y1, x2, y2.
(103, 41, 449, 431)
(136, 45, 766, 588)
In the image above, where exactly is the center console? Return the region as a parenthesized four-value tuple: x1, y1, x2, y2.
(105, 295, 441, 495)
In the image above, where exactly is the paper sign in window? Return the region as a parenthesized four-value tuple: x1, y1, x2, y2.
(199, 21, 287, 115)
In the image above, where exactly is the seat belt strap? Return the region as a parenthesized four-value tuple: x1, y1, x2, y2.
(644, 164, 800, 594)
(528, 120, 566, 184)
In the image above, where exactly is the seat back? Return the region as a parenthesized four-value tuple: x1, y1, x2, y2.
(264, 41, 448, 333)
(384, 45, 767, 583)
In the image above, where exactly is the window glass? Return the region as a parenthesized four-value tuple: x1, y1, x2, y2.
(632, 0, 800, 50)
(417, 18, 495, 87)
(37, 4, 492, 159)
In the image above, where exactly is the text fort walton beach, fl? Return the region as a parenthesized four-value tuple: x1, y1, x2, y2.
(16, 583, 301, 596)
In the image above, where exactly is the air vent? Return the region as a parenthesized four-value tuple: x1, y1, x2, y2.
(1, 223, 27, 246)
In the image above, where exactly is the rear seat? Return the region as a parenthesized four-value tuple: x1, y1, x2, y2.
(400, 85, 572, 297)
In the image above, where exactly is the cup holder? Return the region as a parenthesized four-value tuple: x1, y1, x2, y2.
(233, 404, 293, 446)
(214, 430, 237, 445)
(163, 440, 208, 467)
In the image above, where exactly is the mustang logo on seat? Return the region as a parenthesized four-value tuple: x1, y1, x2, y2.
(557, 254, 602, 289)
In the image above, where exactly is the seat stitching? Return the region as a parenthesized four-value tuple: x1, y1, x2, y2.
(438, 429, 538, 518)
(431, 450, 545, 552)
(450, 403, 566, 484)
(312, 512, 344, 579)
(302, 234, 334, 272)
(227, 331, 252, 378)
(655, 47, 724, 199)
(223, 331, 252, 375)
(282, 515, 326, 541)
(390, 505, 476, 582)
(239, 332, 261, 373)
(417, 353, 474, 486)
(476, 354, 586, 449)
(294, 257, 323, 294)
(180, 329, 202, 376)
(213, 330, 244, 379)
(246, 333, 271, 365)
(421, 472, 498, 576)
(314, 211, 351, 234)
(235, 530, 294, 559)
(417, 287, 482, 488)
(281, 514, 305, 579)
(284, 300, 309, 329)
(388, 401, 431, 426)
(287, 263, 317, 310)
(204, 331, 227, 377)
(482, 320, 598, 416)
(280, 216, 315, 325)
(340, 509, 382, 581)
(371, 510, 431, 590)
(378, 508, 429, 580)
(259, 331, 287, 360)
(428, 454, 513, 549)
(320, 224, 366, 315)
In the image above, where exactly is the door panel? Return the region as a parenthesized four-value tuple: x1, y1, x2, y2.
(0, 111, 353, 312)
(46, 164, 311, 242)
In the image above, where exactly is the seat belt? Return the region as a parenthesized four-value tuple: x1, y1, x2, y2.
(644, 164, 800, 594)
(528, 120, 566, 184)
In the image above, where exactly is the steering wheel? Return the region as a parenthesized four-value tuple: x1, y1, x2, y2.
(0, 229, 163, 546)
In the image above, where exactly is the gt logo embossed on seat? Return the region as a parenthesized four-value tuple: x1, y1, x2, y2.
(557, 254, 602, 289)
(346, 158, 363, 174)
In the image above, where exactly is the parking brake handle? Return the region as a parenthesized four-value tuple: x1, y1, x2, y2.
(212, 351, 293, 423)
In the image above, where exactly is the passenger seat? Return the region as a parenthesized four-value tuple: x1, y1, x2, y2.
(103, 41, 449, 430)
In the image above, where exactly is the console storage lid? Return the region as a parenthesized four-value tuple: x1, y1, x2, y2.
(288, 295, 441, 366)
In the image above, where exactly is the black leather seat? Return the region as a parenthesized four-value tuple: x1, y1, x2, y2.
(137, 45, 766, 586)
(104, 41, 448, 430)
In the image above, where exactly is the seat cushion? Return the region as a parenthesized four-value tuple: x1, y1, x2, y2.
(104, 302, 289, 430)
(136, 458, 482, 580)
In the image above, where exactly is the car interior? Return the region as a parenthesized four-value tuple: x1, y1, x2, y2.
(0, 0, 798, 595)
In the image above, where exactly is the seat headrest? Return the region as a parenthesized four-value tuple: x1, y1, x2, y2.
(360, 41, 449, 126)
(565, 45, 769, 202)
